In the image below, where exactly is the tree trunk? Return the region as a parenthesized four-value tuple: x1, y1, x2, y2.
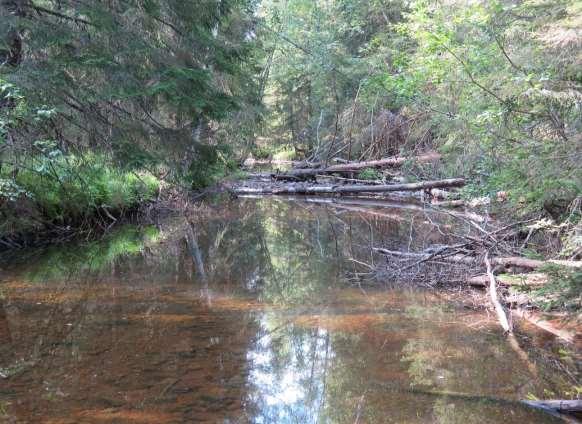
(233, 177, 464, 195)
(269, 152, 441, 179)
(521, 400, 582, 414)
(467, 273, 548, 287)
(0, 0, 26, 67)
(374, 248, 582, 270)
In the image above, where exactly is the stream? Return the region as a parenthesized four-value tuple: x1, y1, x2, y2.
(0, 196, 579, 423)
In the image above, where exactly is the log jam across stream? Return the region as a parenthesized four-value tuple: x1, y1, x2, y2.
(0, 196, 579, 423)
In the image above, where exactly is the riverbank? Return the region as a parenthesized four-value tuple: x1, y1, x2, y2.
(230, 155, 581, 346)
(0, 155, 162, 249)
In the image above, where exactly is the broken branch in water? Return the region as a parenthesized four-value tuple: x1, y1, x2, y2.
(485, 253, 513, 333)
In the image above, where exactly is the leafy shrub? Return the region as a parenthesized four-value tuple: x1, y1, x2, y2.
(357, 168, 382, 181)
(272, 145, 297, 161)
(251, 146, 271, 160)
(516, 264, 582, 312)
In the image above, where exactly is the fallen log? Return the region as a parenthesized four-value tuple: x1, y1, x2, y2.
(485, 253, 512, 333)
(371, 381, 582, 422)
(493, 257, 582, 270)
(242, 158, 328, 168)
(233, 178, 465, 196)
(270, 152, 441, 179)
(522, 400, 582, 414)
(468, 273, 548, 287)
(373, 248, 479, 265)
(429, 188, 461, 200)
(430, 199, 466, 208)
(373, 248, 582, 270)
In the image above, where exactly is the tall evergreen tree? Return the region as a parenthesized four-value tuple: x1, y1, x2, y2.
(1, 0, 259, 171)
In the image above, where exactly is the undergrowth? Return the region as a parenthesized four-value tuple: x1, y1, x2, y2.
(516, 264, 582, 312)
(357, 167, 383, 181)
(0, 153, 160, 243)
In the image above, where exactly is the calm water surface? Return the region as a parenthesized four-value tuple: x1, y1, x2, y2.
(0, 197, 578, 423)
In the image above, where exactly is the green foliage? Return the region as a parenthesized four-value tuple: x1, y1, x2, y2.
(377, 0, 582, 211)
(187, 144, 237, 190)
(24, 225, 162, 282)
(258, 0, 407, 149)
(249, 143, 297, 161)
(517, 264, 582, 311)
(0, 1, 262, 240)
(0, 153, 160, 238)
(357, 167, 382, 180)
(251, 145, 272, 159)
(271, 145, 297, 161)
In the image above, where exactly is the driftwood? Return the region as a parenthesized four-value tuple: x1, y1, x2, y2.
(267, 152, 441, 179)
(485, 253, 512, 333)
(374, 248, 582, 270)
(233, 178, 465, 195)
(468, 273, 548, 287)
(522, 400, 582, 414)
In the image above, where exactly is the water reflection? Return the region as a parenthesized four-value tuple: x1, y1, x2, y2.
(0, 197, 577, 423)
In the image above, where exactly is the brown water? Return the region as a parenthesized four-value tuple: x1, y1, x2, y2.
(0, 197, 578, 423)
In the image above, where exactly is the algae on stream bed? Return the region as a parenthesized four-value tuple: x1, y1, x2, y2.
(0, 197, 578, 423)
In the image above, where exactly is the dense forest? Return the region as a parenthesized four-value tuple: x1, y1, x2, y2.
(1, 2, 582, 421)
(0, 0, 580, 247)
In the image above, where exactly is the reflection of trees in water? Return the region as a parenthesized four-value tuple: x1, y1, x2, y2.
(243, 290, 568, 423)
(0, 198, 573, 423)
(245, 199, 453, 304)
(3, 197, 468, 305)
(399, 302, 575, 423)
(245, 317, 333, 423)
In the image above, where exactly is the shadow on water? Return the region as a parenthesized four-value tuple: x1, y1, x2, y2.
(0, 196, 578, 423)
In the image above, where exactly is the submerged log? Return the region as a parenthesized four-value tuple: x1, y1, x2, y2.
(233, 178, 465, 196)
(522, 400, 582, 414)
(270, 152, 441, 179)
(512, 309, 577, 344)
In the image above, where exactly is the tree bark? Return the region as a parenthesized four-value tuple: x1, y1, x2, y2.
(467, 273, 548, 287)
(521, 400, 582, 414)
(233, 177, 464, 195)
(269, 152, 441, 179)
(374, 248, 582, 270)
(0, 0, 27, 67)
(485, 253, 512, 333)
